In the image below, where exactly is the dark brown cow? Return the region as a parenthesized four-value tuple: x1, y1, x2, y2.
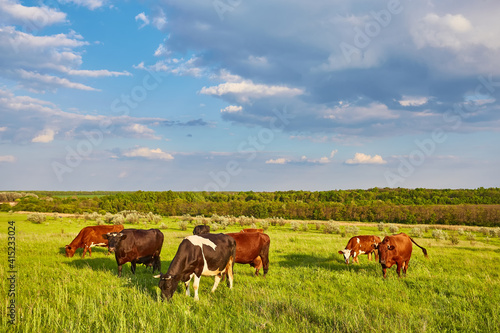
(373, 233, 428, 278)
(338, 235, 381, 264)
(103, 229, 164, 277)
(241, 228, 263, 233)
(226, 232, 270, 276)
(154, 233, 236, 301)
(65, 225, 124, 258)
(193, 225, 210, 235)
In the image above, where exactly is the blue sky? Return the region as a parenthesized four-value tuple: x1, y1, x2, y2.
(1, 0, 499, 191)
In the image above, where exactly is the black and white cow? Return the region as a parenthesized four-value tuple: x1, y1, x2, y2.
(154, 233, 236, 301)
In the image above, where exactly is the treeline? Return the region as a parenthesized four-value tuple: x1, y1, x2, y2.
(2, 188, 500, 227)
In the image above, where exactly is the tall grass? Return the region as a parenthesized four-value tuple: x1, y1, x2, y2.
(1, 213, 499, 332)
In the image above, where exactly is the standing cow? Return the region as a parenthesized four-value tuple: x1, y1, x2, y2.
(226, 232, 270, 276)
(103, 229, 164, 277)
(65, 224, 124, 258)
(154, 233, 236, 301)
(373, 233, 428, 278)
(338, 235, 381, 264)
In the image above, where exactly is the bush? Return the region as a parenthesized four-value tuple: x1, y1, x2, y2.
(27, 213, 46, 224)
(112, 214, 125, 225)
(410, 227, 423, 238)
(290, 221, 299, 231)
(315, 222, 322, 230)
(96, 218, 105, 226)
(323, 220, 341, 234)
(457, 228, 465, 236)
(377, 222, 385, 232)
(178, 220, 188, 231)
(432, 229, 447, 241)
(159, 223, 168, 230)
(104, 212, 114, 223)
(260, 220, 269, 231)
(211, 223, 219, 232)
(450, 234, 459, 245)
(465, 232, 476, 241)
(300, 222, 309, 232)
(388, 224, 399, 234)
(345, 225, 359, 236)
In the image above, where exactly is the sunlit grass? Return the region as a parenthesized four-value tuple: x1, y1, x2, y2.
(1, 213, 499, 332)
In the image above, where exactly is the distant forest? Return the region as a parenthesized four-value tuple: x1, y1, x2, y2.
(2, 188, 500, 227)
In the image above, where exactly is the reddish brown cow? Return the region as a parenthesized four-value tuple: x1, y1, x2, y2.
(338, 235, 381, 264)
(240, 228, 263, 233)
(373, 233, 428, 278)
(226, 232, 270, 276)
(65, 225, 124, 258)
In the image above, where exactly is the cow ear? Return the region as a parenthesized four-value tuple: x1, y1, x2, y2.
(338, 250, 343, 254)
(153, 274, 161, 279)
(102, 234, 109, 239)
(388, 245, 395, 250)
(371, 244, 378, 249)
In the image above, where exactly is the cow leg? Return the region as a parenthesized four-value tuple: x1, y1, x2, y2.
(367, 252, 372, 261)
(212, 275, 222, 293)
(185, 274, 193, 297)
(82, 246, 88, 258)
(396, 263, 402, 277)
(193, 275, 201, 301)
(253, 256, 263, 276)
(382, 267, 387, 278)
(118, 265, 123, 277)
(88, 246, 92, 257)
(226, 256, 234, 289)
(131, 260, 137, 274)
(403, 261, 409, 276)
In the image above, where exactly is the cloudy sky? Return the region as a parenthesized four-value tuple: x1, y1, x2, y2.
(1, 0, 499, 191)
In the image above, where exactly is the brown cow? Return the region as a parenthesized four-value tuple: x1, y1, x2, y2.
(65, 225, 124, 258)
(241, 228, 263, 233)
(103, 229, 164, 277)
(338, 235, 381, 264)
(226, 232, 270, 276)
(373, 233, 428, 278)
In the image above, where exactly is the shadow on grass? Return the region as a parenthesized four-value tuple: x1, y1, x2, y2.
(277, 253, 380, 273)
(65, 257, 173, 300)
(57, 245, 110, 257)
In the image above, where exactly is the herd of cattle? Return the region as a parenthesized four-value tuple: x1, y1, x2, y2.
(64, 224, 428, 300)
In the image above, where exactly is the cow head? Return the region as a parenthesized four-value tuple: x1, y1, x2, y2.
(154, 273, 179, 301)
(374, 239, 395, 266)
(338, 249, 352, 264)
(65, 245, 75, 257)
(102, 232, 127, 253)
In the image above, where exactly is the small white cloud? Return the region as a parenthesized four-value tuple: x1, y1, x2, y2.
(135, 12, 150, 29)
(345, 153, 387, 165)
(265, 158, 289, 164)
(152, 9, 167, 30)
(61, 0, 105, 10)
(123, 147, 174, 161)
(0, 155, 16, 163)
(221, 105, 243, 113)
(124, 124, 160, 140)
(32, 129, 56, 143)
(399, 96, 429, 107)
(329, 149, 338, 158)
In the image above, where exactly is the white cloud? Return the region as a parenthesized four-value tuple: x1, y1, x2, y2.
(152, 9, 167, 30)
(67, 69, 131, 77)
(200, 79, 304, 103)
(123, 147, 174, 161)
(124, 124, 161, 140)
(0, 155, 16, 163)
(154, 43, 170, 57)
(221, 105, 242, 113)
(0, 0, 67, 28)
(59, 0, 105, 10)
(399, 96, 429, 107)
(329, 149, 338, 158)
(32, 128, 56, 143)
(322, 102, 398, 123)
(135, 12, 150, 29)
(345, 153, 387, 165)
(16, 69, 98, 91)
(265, 158, 289, 164)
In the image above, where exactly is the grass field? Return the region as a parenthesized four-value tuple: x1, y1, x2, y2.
(1, 212, 499, 332)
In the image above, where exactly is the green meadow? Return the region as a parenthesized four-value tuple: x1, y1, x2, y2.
(1, 213, 499, 332)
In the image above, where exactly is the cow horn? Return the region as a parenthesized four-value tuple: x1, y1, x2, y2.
(153, 274, 161, 278)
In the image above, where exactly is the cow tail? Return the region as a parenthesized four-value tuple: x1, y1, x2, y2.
(410, 237, 429, 258)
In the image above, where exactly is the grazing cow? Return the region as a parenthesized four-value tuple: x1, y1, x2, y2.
(193, 225, 210, 235)
(373, 233, 428, 278)
(65, 225, 124, 258)
(338, 235, 381, 264)
(226, 232, 270, 276)
(241, 228, 263, 233)
(103, 229, 164, 277)
(154, 233, 236, 301)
